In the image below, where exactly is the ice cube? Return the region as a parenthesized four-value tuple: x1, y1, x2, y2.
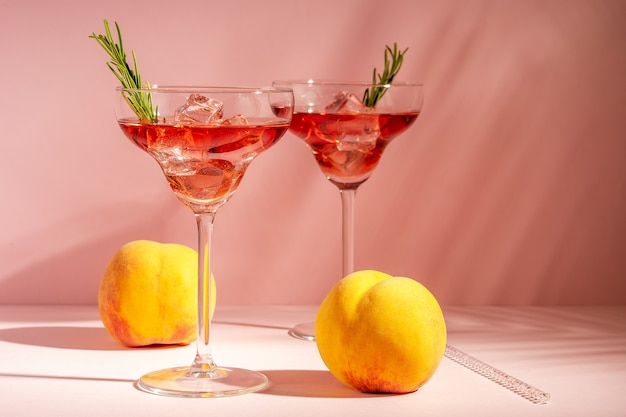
(219, 114, 248, 126)
(325, 91, 374, 114)
(336, 132, 378, 152)
(175, 94, 224, 124)
(316, 114, 380, 152)
(321, 91, 379, 151)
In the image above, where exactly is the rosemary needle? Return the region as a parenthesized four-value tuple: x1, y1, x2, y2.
(90, 20, 157, 122)
(363, 43, 408, 107)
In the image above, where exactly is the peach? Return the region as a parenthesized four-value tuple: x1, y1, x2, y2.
(315, 270, 446, 393)
(98, 240, 216, 347)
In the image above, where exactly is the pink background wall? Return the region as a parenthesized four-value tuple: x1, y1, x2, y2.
(1, 0, 624, 306)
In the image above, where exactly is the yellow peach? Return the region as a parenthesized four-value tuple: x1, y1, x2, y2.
(315, 270, 446, 393)
(98, 240, 216, 347)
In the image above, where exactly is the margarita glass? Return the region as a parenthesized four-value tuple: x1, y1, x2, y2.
(273, 80, 423, 340)
(115, 86, 293, 397)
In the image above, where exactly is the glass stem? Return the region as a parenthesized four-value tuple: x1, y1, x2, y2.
(340, 188, 357, 278)
(189, 211, 218, 376)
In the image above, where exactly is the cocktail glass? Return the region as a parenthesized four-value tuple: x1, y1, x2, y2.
(273, 80, 423, 341)
(114, 86, 293, 397)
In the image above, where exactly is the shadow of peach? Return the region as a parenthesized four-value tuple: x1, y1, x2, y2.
(0, 326, 182, 351)
(259, 369, 396, 398)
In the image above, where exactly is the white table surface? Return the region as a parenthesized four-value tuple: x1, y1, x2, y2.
(0, 305, 624, 416)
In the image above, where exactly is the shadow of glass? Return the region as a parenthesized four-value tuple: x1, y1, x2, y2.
(212, 320, 291, 331)
(0, 326, 182, 351)
(259, 369, 396, 398)
(0, 372, 134, 384)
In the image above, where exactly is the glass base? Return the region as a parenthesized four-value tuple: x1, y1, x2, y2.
(288, 321, 316, 342)
(136, 366, 269, 398)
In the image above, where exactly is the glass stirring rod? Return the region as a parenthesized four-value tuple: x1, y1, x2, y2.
(444, 345, 550, 405)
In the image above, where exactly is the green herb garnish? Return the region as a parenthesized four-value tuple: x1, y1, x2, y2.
(362, 43, 408, 107)
(89, 20, 157, 122)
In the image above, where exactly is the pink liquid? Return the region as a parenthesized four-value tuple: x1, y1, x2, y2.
(288, 112, 419, 188)
(119, 119, 288, 210)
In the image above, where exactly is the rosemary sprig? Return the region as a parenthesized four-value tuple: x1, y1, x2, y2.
(362, 43, 408, 107)
(89, 20, 157, 122)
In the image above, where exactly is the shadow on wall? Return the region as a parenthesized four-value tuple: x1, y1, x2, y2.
(0, 198, 192, 305)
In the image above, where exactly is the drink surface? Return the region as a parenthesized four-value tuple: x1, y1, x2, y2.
(119, 118, 288, 211)
(288, 111, 419, 188)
